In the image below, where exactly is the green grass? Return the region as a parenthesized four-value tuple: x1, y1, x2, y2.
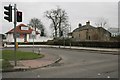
(0, 60, 2, 69)
(2, 50, 44, 60)
(1, 50, 44, 71)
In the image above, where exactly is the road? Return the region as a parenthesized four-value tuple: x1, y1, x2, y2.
(2, 47, 118, 78)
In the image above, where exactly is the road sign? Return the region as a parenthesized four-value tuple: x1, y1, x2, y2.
(32, 30, 36, 35)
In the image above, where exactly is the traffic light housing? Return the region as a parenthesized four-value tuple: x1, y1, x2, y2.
(4, 5, 12, 22)
(17, 11, 22, 22)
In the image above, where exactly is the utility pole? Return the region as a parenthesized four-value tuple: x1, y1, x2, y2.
(14, 4, 17, 66)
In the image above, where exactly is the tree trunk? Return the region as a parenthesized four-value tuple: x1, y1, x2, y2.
(58, 19, 62, 37)
(54, 28, 57, 38)
(59, 28, 62, 37)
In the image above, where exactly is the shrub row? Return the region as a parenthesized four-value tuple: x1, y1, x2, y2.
(9, 40, 120, 48)
(48, 40, 120, 48)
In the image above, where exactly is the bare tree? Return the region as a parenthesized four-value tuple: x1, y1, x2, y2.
(61, 22, 71, 37)
(95, 17, 109, 28)
(44, 6, 69, 38)
(28, 18, 46, 36)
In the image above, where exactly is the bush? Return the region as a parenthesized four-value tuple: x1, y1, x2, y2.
(47, 40, 120, 48)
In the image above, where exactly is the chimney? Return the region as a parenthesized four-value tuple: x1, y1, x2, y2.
(78, 23, 82, 28)
(86, 21, 90, 25)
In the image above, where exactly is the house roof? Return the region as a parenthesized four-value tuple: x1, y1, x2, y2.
(5, 24, 40, 34)
(97, 27, 111, 34)
(72, 21, 110, 34)
(73, 24, 96, 32)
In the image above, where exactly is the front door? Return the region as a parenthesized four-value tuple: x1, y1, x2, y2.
(24, 34, 27, 42)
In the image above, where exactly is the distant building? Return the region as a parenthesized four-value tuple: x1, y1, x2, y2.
(68, 21, 111, 41)
(0, 34, 6, 47)
(5, 24, 53, 42)
(0, 34, 2, 48)
(108, 28, 120, 37)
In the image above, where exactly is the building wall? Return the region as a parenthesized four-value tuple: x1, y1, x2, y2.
(97, 27, 111, 41)
(17, 38, 24, 42)
(72, 31, 80, 41)
(6, 33, 53, 42)
(72, 28, 111, 41)
(79, 29, 88, 41)
(72, 28, 99, 41)
(6, 34, 14, 42)
(89, 28, 101, 40)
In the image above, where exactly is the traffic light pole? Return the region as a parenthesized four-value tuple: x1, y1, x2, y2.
(4, 4, 22, 66)
(14, 4, 17, 66)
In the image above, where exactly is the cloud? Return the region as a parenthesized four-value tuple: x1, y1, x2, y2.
(1, 2, 118, 35)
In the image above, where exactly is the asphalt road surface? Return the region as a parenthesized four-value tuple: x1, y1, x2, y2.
(2, 47, 118, 78)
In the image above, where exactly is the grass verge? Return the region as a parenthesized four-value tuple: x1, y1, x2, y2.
(1, 50, 44, 71)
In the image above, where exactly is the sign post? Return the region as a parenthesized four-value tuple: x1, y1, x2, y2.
(32, 30, 36, 53)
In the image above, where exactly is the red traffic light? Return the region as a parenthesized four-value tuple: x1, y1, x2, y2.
(17, 11, 22, 22)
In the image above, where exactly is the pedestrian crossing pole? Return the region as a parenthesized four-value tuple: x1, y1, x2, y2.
(14, 4, 17, 66)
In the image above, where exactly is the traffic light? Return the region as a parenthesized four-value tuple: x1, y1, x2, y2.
(4, 5, 12, 22)
(17, 11, 22, 22)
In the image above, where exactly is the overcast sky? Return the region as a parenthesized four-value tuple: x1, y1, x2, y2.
(1, 0, 119, 36)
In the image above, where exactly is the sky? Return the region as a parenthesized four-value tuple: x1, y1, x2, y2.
(0, 0, 119, 36)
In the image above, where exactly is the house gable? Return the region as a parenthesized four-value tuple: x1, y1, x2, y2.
(5, 24, 40, 34)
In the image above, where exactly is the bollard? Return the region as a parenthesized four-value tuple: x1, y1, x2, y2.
(38, 48, 41, 55)
(16, 42, 18, 48)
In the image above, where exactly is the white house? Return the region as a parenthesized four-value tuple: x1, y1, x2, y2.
(5, 24, 53, 42)
(108, 28, 120, 37)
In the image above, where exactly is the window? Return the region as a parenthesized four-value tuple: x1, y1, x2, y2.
(16, 33, 20, 38)
(89, 36, 90, 40)
(79, 34, 80, 40)
(20, 34, 24, 38)
(86, 30, 88, 40)
(21, 26, 28, 30)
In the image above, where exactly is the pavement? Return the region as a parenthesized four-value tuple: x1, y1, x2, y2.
(3, 51, 62, 72)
